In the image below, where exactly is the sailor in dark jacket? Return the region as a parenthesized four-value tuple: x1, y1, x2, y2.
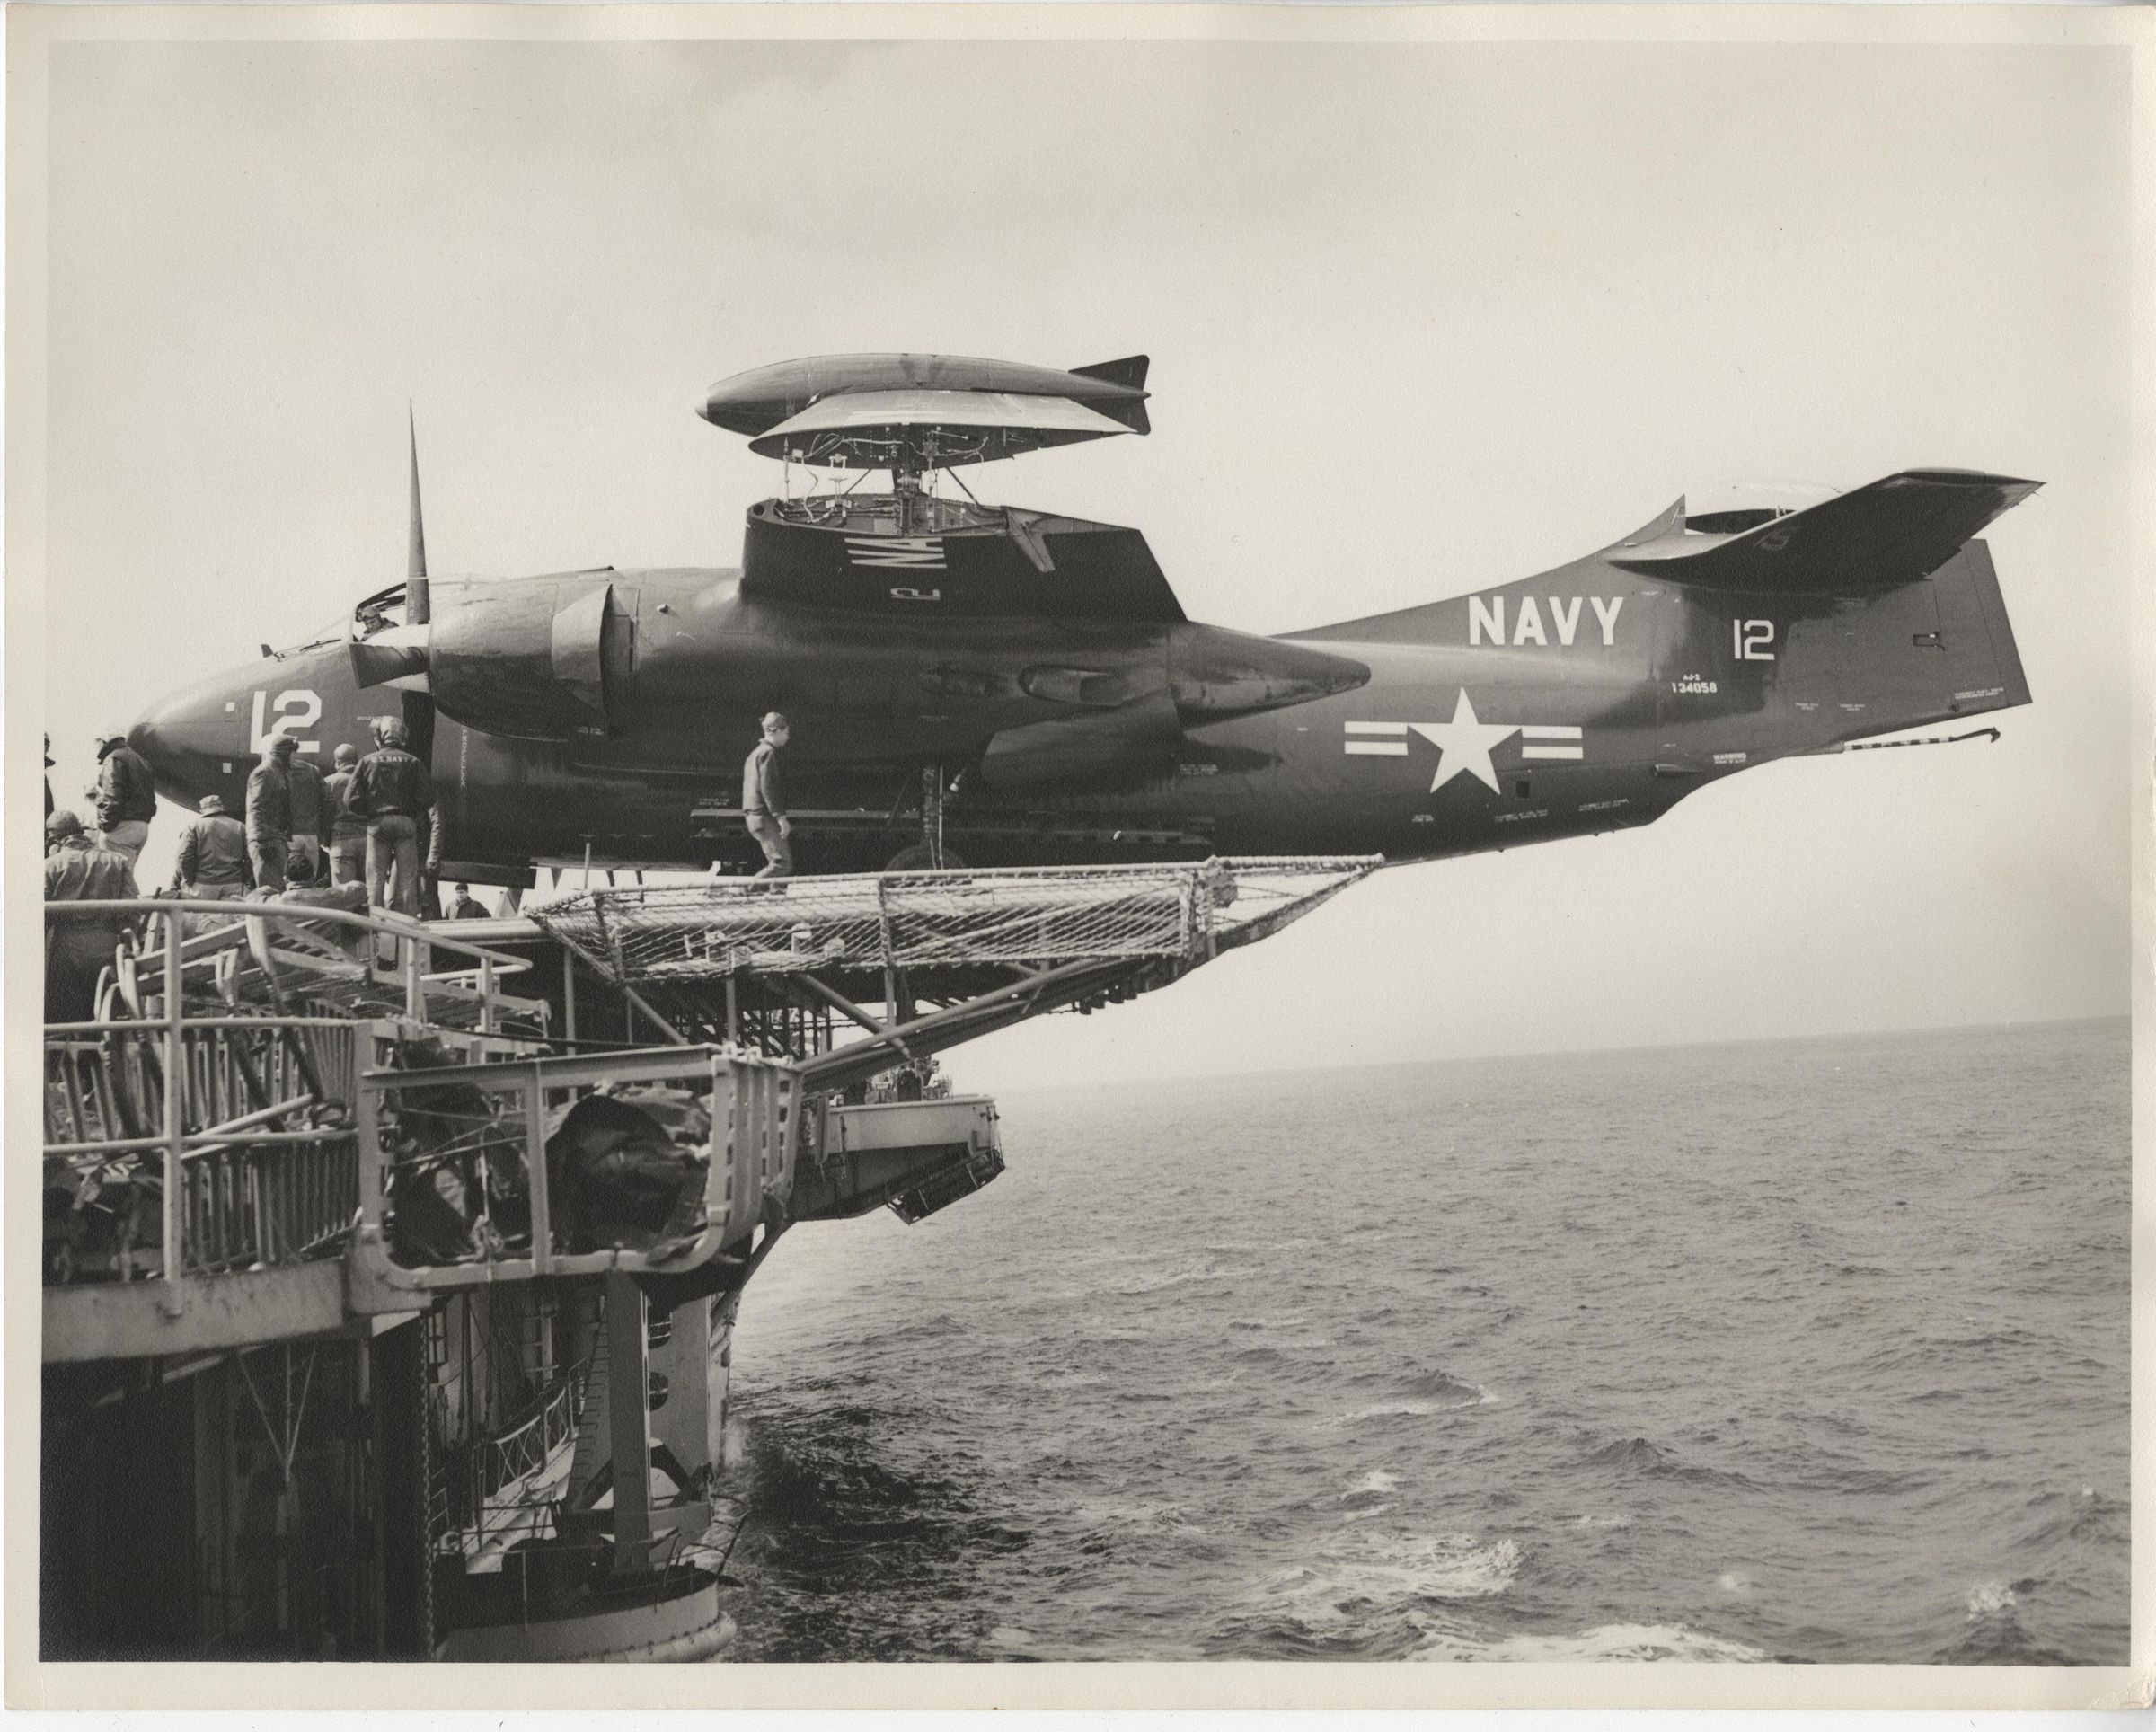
(322, 743, 367, 887)
(347, 719, 435, 916)
(91, 729, 158, 864)
(285, 746, 329, 887)
(244, 737, 296, 892)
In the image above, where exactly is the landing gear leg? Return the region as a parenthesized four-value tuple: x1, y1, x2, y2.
(922, 764, 944, 870)
(883, 764, 965, 872)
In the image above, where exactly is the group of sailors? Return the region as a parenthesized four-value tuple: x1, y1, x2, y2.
(44, 720, 486, 1022)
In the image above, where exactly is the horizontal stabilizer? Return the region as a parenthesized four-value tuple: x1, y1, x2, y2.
(1607, 470, 2040, 595)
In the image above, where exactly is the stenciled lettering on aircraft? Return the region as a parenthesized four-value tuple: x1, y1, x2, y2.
(887, 587, 943, 604)
(251, 689, 322, 756)
(1734, 618, 1777, 661)
(847, 536, 947, 570)
(1344, 692, 1585, 793)
(1468, 595, 1625, 648)
(1670, 674, 1719, 695)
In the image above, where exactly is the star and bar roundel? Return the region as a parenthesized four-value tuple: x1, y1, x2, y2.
(1344, 689, 1583, 793)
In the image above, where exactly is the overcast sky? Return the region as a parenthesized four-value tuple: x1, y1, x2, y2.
(30, 30, 2133, 1089)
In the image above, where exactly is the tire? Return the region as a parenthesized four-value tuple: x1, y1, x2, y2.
(883, 844, 967, 871)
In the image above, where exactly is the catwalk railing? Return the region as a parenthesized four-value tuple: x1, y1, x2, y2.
(346, 1046, 796, 1306)
(43, 899, 543, 1302)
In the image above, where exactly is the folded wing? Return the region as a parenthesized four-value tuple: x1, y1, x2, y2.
(1608, 470, 2041, 595)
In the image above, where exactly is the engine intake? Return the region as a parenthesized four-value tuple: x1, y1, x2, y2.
(349, 575, 635, 741)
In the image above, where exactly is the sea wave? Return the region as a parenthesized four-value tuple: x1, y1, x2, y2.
(1579, 1436, 1756, 1489)
(1323, 1374, 1489, 1427)
(1401, 1369, 1492, 1405)
(725, 1018, 2129, 1664)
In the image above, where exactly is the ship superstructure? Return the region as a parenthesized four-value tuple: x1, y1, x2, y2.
(40, 860, 1370, 1657)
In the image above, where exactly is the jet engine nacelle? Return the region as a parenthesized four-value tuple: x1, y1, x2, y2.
(351, 574, 635, 742)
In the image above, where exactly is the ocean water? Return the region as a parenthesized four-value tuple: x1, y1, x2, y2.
(720, 1017, 2129, 1664)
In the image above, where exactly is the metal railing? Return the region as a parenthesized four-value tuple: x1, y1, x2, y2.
(180, 1125, 360, 1276)
(348, 1045, 797, 1304)
(478, 1369, 585, 1504)
(43, 899, 547, 1305)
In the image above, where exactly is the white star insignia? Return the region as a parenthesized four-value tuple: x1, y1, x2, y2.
(1409, 689, 1520, 793)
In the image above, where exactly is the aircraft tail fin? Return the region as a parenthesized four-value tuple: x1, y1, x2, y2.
(1607, 469, 2039, 596)
(1785, 535, 2031, 747)
(1898, 535, 2033, 720)
(1071, 354, 1149, 391)
(1071, 355, 1151, 434)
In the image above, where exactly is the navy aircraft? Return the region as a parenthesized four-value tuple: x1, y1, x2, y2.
(128, 354, 2037, 884)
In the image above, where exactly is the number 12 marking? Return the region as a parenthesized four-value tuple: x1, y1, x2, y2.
(1735, 619, 1777, 661)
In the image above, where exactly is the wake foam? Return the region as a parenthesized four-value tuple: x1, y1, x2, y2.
(1250, 1530, 1524, 1630)
(1414, 1622, 1768, 1663)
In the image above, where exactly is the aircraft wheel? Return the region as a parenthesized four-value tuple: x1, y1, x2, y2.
(884, 843, 968, 872)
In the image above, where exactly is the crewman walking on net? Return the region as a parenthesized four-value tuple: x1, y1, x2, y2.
(741, 710, 793, 879)
(285, 739, 329, 887)
(245, 735, 296, 891)
(45, 810, 139, 1023)
(348, 718, 434, 916)
(323, 743, 367, 887)
(91, 728, 158, 865)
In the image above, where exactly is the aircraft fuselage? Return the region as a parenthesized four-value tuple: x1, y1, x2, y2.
(130, 526, 2029, 883)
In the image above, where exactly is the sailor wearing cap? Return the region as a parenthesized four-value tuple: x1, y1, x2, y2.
(174, 792, 251, 902)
